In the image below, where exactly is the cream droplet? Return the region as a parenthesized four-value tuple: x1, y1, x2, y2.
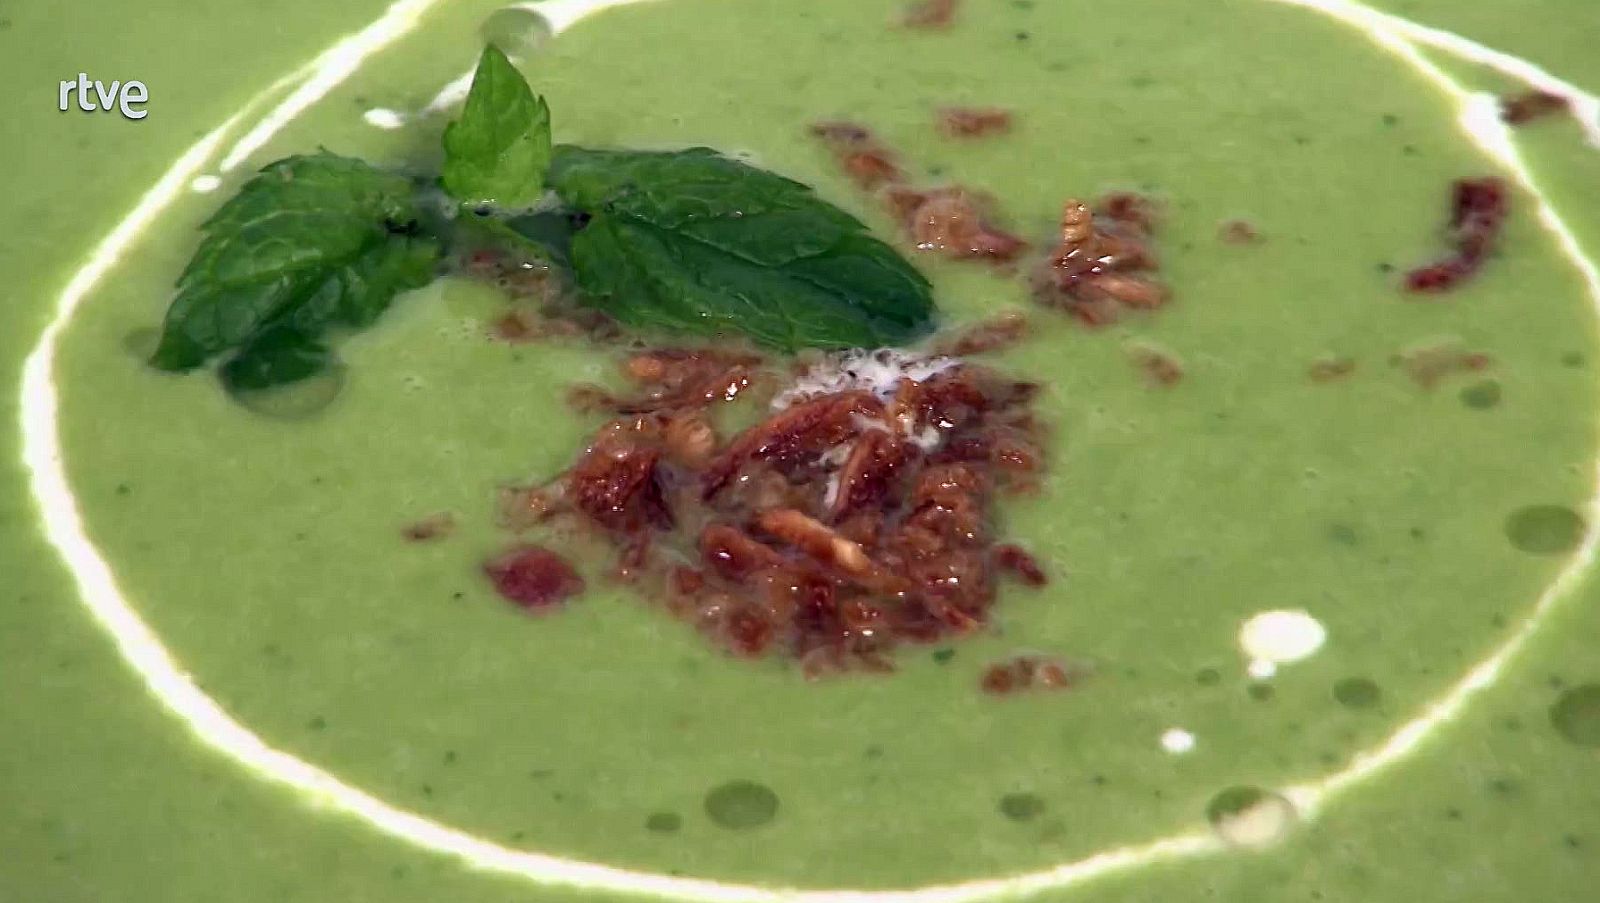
(1239, 610, 1326, 671)
(1160, 728, 1196, 754)
(363, 107, 406, 129)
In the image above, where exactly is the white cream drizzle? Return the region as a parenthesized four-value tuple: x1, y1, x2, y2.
(1160, 728, 1197, 755)
(15, 0, 1600, 899)
(363, 107, 407, 129)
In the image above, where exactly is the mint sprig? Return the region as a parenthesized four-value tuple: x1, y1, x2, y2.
(441, 44, 552, 208)
(550, 146, 934, 350)
(151, 46, 938, 400)
(149, 153, 439, 383)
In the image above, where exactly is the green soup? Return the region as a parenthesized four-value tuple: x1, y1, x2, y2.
(7, 0, 1600, 900)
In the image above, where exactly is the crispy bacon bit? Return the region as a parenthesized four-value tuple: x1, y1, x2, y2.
(1129, 344, 1184, 387)
(594, 348, 763, 415)
(569, 425, 674, 532)
(492, 310, 538, 343)
(1394, 340, 1491, 389)
(1098, 191, 1159, 234)
(829, 430, 912, 521)
(981, 654, 1083, 694)
(402, 512, 456, 542)
(1219, 219, 1261, 244)
(1032, 195, 1169, 325)
(889, 186, 1028, 263)
(484, 545, 585, 611)
(701, 524, 787, 580)
(757, 508, 882, 579)
(664, 413, 718, 467)
(1308, 356, 1357, 383)
(496, 484, 561, 532)
(702, 391, 879, 499)
(1501, 90, 1569, 125)
(810, 121, 905, 189)
(995, 544, 1048, 587)
(901, 0, 958, 28)
(1404, 177, 1509, 293)
(504, 354, 1052, 673)
(932, 311, 1031, 357)
(938, 106, 1013, 138)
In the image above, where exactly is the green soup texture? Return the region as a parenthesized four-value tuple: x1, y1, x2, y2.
(7, 0, 1600, 901)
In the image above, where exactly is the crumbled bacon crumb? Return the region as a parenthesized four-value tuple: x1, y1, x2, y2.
(498, 351, 1052, 673)
(995, 544, 1047, 587)
(981, 654, 1083, 694)
(901, 0, 958, 28)
(1129, 344, 1184, 387)
(810, 121, 905, 189)
(1500, 89, 1569, 125)
(1393, 340, 1491, 388)
(1404, 177, 1509, 294)
(932, 312, 1032, 357)
(938, 106, 1013, 138)
(484, 545, 585, 611)
(402, 512, 456, 542)
(1219, 219, 1261, 244)
(886, 186, 1028, 263)
(1032, 194, 1170, 325)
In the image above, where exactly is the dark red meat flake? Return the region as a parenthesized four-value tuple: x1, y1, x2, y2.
(1500, 90, 1569, 125)
(937, 107, 1013, 138)
(902, 0, 958, 28)
(484, 545, 585, 611)
(1404, 177, 1509, 294)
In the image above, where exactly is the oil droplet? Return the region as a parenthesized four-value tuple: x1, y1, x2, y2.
(644, 812, 682, 833)
(1550, 684, 1600, 747)
(230, 366, 345, 420)
(1505, 505, 1586, 555)
(703, 780, 778, 830)
(122, 327, 160, 360)
(1326, 523, 1358, 546)
(1459, 380, 1501, 409)
(480, 7, 552, 56)
(1195, 667, 1221, 686)
(1205, 786, 1296, 847)
(999, 792, 1045, 822)
(1333, 677, 1382, 709)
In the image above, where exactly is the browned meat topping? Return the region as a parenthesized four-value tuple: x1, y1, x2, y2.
(1128, 343, 1184, 387)
(885, 185, 1029, 263)
(483, 545, 586, 611)
(1404, 177, 1509, 293)
(994, 544, 1048, 587)
(931, 311, 1032, 357)
(1500, 89, 1569, 125)
(1393, 340, 1491, 388)
(901, 0, 958, 28)
(810, 121, 905, 189)
(402, 512, 456, 542)
(1031, 194, 1170, 326)
(570, 348, 766, 416)
(981, 654, 1085, 694)
(938, 106, 1014, 138)
(1218, 219, 1261, 244)
(507, 350, 1051, 674)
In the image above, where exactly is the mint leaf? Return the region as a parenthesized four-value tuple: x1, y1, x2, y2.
(441, 45, 552, 208)
(150, 153, 439, 386)
(548, 146, 935, 350)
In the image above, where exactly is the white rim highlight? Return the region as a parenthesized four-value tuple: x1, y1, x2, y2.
(15, 0, 1600, 900)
